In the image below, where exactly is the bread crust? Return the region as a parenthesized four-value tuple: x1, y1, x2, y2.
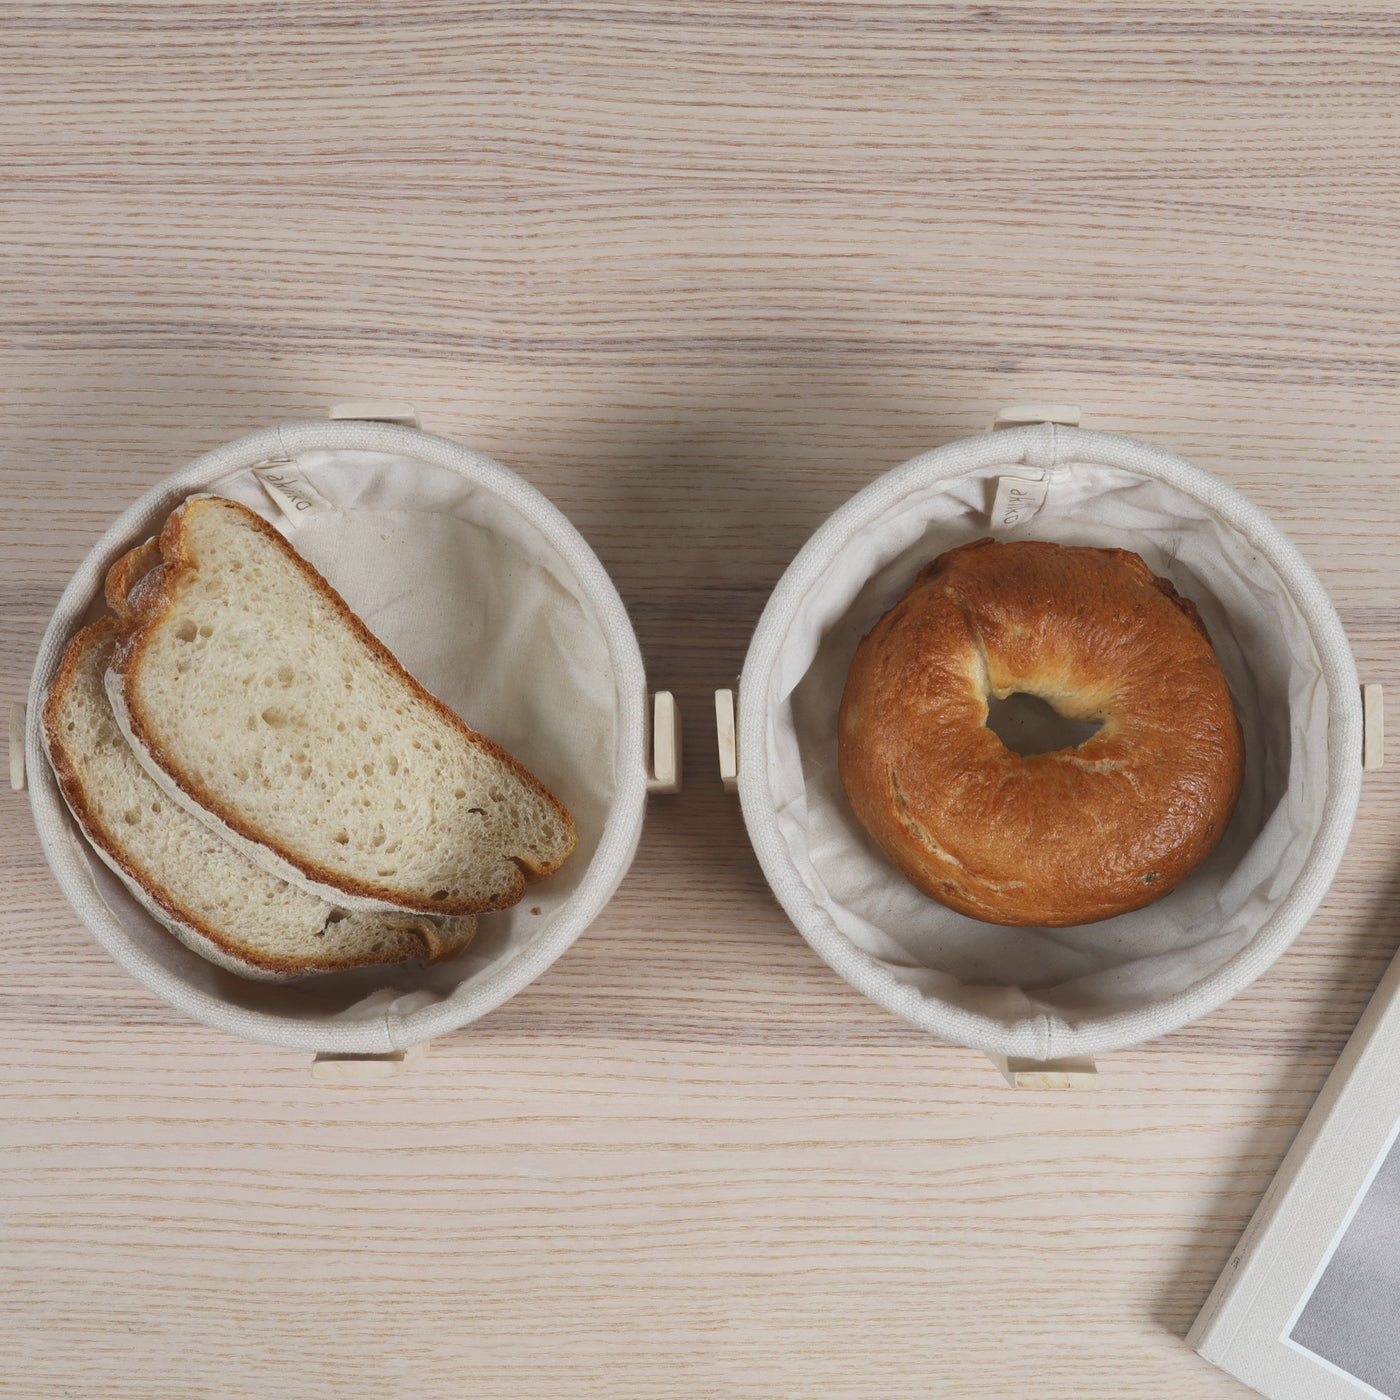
(43, 618, 476, 977)
(108, 495, 576, 916)
(838, 538, 1245, 927)
(104, 537, 161, 618)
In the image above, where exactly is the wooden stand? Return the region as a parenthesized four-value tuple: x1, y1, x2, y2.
(327, 400, 422, 429)
(989, 1055, 1099, 1090)
(312, 1040, 430, 1084)
(991, 403, 1082, 431)
(647, 691, 683, 795)
(1364, 683, 1385, 770)
(715, 687, 738, 793)
(9, 703, 24, 791)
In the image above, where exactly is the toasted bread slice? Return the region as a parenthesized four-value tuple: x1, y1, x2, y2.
(44, 619, 476, 980)
(106, 495, 577, 916)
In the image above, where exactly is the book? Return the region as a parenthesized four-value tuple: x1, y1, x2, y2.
(1189, 946, 1400, 1398)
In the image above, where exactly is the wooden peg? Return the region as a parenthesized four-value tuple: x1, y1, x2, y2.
(1364, 684, 1384, 770)
(715, 688, 738, 793)
(647, 691, 682, 794)
(988, 1053, 1098, 1089)
(328, 401, 422, 428)
(9, 703, 25, 791)
(312, 1039, 430, 1083)
(991, 403, 1082, 432)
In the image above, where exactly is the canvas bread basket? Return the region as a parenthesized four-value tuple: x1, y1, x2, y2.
(735, 419, 1366, 1061)
(26, 413, 653, 1055)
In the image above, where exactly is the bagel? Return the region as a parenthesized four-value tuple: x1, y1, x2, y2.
(837, 538, 1244, 927)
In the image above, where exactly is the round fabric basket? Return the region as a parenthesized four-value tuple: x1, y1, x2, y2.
(28, 419, 648, 1053)
(739, 424, 1362, 1058)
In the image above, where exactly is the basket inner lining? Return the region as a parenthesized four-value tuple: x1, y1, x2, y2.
(771, 457, 1327, 1028)
(57, 445, 622, 1026)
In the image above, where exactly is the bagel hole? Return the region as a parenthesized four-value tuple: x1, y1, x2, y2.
(985, 692, 1101, 756)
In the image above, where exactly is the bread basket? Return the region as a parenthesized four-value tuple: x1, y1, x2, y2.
(729, 412, 1371, 1071)
(24, 407, 669, 1061)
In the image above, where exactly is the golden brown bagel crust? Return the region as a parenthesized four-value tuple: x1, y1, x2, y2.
(838, 538, 1244, 927)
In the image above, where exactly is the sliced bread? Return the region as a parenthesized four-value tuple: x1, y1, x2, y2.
(106, 495, 577, 916)
(44, 619, 477, 980)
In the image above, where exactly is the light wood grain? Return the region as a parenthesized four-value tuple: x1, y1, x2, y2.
(4, 3, 1400, 1396)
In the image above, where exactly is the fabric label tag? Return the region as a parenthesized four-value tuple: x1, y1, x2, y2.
(253, 460, 333, 527)
(991, 474, 1049, 529)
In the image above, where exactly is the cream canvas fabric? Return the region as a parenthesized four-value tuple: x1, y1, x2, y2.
(739, 424, 1361, 1058)
(28, 421, 648, 1053)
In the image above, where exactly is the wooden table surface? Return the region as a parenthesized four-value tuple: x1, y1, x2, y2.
(4, 5, 1400, 1396)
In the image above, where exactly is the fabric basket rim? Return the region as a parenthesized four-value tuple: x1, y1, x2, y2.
(28, 419, 649, 1053)
(737, 423, 1363, 1058)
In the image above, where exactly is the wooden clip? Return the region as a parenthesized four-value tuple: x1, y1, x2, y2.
(1364, 684, 1385, 770)
(312, 1039, 430, 1083)
(647, 691, 682, 794)
(328, 401, 422, 429)
(988, 1053, 1098, 1089)
(715, 688, 738, 793)
(991, 403, 1082, 432)
(9, 703, 25, 791)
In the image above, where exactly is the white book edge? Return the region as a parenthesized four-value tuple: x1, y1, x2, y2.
(1188, 946, 1400, 1398)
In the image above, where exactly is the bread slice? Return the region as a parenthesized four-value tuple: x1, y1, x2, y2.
(43, 619, 477, 980)
(106, 495, 577, 916)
